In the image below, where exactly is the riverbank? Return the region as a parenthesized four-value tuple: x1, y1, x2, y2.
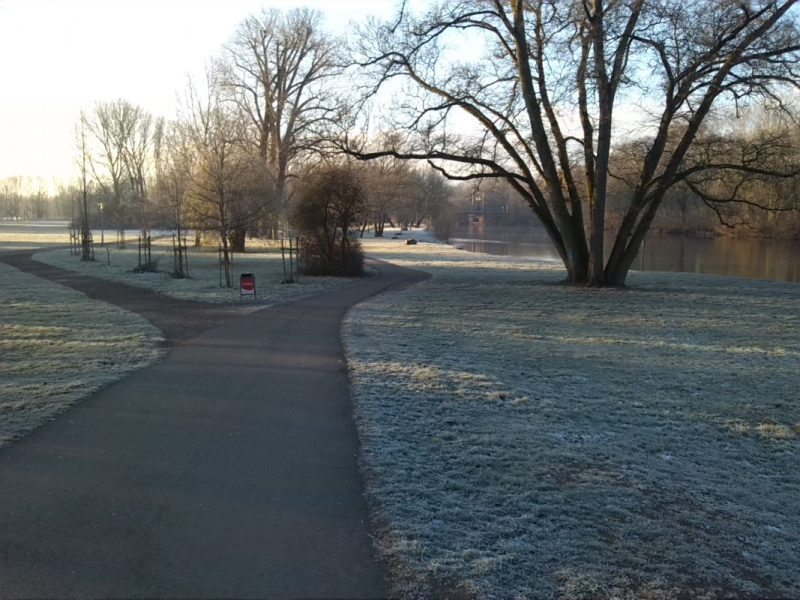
(449, 225, 800, 282)
(345, 231, 799, 598)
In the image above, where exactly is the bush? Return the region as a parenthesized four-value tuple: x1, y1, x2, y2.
(431, 200, 458, 241)
(301, 236, 364, 276)
(291, 164, 366, 276)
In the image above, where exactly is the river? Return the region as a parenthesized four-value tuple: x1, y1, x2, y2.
(449, 225, 800, 283)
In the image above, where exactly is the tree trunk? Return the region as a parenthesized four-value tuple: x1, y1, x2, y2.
(221, 237, 233, 288)
(229, 225, 247, 253)
(538, 214, 589, 285)
(563, 244, 590, 285)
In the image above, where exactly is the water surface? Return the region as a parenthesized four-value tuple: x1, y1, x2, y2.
(450, 225, 800, 283)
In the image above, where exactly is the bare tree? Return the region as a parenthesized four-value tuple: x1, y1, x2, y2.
(121, 106, 154, 234)
(180, 76, 273, 287)
(361, 151, 414, 236)
(153, 118, 194, 276)
(82, 100, 155, 239)
(82, 104, 126, 236)
(76, 115, 94, 261)
(408, 167, 452, 228)
(348, 0, 800, 286)
(218, 8, 340, 230)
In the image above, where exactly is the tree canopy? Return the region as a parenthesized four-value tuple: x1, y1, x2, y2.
(218, 8, 340, 225)
(347, 0, 800, 286)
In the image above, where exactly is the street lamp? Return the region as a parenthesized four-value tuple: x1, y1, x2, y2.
(97, 202, 104, 245)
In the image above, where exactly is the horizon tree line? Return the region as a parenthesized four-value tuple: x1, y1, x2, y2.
(50, 1, 800, 287)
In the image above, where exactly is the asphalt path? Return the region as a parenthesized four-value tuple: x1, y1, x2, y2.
(0, 250, 241, 345)
(0, 251, 428, 598)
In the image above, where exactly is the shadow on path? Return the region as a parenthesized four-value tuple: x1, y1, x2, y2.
(0, 250, 428, 599)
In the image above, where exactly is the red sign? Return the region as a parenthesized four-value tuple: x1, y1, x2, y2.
(240, 273, 256, 298)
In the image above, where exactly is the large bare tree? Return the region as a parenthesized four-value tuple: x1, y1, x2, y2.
(82, 100, 154, 237)
(82, 104, 126, 232)
(180, 76, 272, 286)
(348, 0, 800, 286)
(218, 8, 340, 229)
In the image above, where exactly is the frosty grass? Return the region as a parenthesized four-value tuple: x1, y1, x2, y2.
(34, 236, 354, 306)
(345, 231, 799, 599)
(0, 261, 164, 447)
(4, 224, 798, 597)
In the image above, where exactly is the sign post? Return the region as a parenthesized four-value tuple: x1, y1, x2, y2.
(240, 272, 256, 300)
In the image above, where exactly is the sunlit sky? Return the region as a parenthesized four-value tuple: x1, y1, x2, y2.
(0, 0, 399, 184)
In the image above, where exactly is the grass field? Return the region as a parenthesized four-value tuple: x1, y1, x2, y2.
(4, 222, 798, 596)
(35, 236, 354, 305)
(0, 261, 164, 448)
(345, 232, 800, 599)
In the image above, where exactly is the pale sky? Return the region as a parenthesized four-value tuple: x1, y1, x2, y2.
(0, 0, 399, 183)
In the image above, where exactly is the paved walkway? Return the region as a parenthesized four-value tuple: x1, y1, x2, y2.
(0, 251, 241, 345)
(0, 252, 427, 598)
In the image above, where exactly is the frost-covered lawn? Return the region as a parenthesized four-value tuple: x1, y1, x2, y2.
(345, 231, 800, 599)
(35, 237, 353, 305)
(0, 231, 69, 250)
(0, 262, 164, 448)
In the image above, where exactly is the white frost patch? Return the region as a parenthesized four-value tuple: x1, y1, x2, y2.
(345, 229, 800, 598)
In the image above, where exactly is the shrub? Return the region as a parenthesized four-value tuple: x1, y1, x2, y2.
(292, 164, 366, 276)
(300, 236, 364, 276)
